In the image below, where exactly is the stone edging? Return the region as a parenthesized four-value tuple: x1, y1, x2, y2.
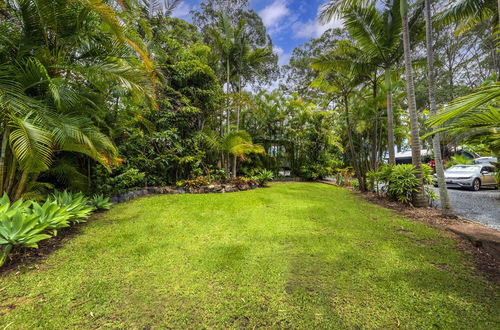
(109, 182, 260, 204)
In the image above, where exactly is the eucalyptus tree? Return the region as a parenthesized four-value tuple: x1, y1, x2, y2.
(424, 0, 454, 216)
(436, 0, 500, 76)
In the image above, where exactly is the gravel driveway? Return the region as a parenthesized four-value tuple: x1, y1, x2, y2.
(432, 187, 500, 229)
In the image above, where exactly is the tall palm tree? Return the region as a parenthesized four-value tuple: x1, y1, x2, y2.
(207, 13, 274, 176)
(311, 41, 372, 190)
(341, 1, 403, 164)
(401, 0, 427, 207)
(424, 0, 454, 216)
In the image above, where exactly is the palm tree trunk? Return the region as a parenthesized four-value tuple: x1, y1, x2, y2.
(385, 69, 396, 165)
(14, 168, 29, 200)
(344, 97, 365, 191)
(401, 0, 427, 207)
(6, 156, 16, 196)
(0, 128, 9, 193)
(425, 0, 455, 216)
(371, 77, 378, 170)
(226, 59, 231, 133)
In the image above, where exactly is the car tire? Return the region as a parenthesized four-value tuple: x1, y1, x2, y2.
(471, 178, 481, 191)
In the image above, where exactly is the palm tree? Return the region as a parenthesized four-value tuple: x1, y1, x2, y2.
(207, 13, 274, 176)
(401, 0, 427, 207)
(311, 41, 372, 190)
(341, 1, 403, 164)
(0, 0, 151, 199)
(424, 0, 454, 216)
(426, 82, 500, 154)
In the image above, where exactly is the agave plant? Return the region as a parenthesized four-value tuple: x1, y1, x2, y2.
(49, 191, 94, 223)
(0, 211, 51, 267)
(90, 194, 113, 211)
(0, 193, 32, 217)
(30, 201, 72, 236)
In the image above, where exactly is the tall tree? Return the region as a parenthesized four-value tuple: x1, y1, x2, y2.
(401, 0, 427, 206)
(424, 0, 454, 216)
(341, 1, 404, 164)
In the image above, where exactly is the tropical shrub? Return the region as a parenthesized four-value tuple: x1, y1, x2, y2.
(0, 211, 51, 267)
(176, 177, 210, 189)
(30, 201, 72, 235)
(90, 194, 113, 211)
(49, 191, 94, 223)
(252, 170, 274, 186)
(374, 164, 435, 205)
(93, 168, 146, 197)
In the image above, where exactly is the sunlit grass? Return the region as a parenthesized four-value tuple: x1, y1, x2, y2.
(0, 183, 498, 328)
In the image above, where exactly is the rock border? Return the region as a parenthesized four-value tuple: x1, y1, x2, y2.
(109, 182, 260, 204)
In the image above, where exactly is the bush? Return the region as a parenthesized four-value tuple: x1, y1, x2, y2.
(90, 194, 112, 211)
(0, 191, 99, 267)
(176, 177, 210, 189)
(94, 168, 146, 196)
(251, 170, 274, 186)
(49, 191, 94, 223)
(374, 164, 436, 205)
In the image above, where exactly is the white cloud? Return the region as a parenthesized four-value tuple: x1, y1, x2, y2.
(292, 18, 343, 39)
(172, 1, 191, 19)
(259, 0, 290, 34)
(273, 46, 291, 66)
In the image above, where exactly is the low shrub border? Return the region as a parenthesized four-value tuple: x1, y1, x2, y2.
(109, 182, 261, 204)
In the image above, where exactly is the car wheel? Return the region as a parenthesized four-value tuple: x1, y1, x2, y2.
(471, 178, 481, 191)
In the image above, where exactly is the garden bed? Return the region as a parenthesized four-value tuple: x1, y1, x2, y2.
(109, 181, 261, 204)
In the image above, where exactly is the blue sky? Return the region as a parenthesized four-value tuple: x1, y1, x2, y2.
(172, 0, 342, 66)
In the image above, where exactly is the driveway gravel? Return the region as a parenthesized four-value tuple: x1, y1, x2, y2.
(433, 187, 500, 229)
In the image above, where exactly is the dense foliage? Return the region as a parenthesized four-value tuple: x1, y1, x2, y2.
(0, 0, 498, 264)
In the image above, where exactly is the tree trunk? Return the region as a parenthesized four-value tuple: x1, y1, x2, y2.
(226, 60, 231, 133)
(401, 0, 427, 207)
(385, 69, 395, 165)
(14, 169, 29, 201)
(0, 128, 9, 194)
(344, 97, 366, 191)
(371, 77, 378, 170)
(425, 0, 455, 216)
(6, 156, 16, 196)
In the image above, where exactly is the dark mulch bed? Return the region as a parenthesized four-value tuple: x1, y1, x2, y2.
(0, 215, 102, 277)
(359, 190, 500, 285)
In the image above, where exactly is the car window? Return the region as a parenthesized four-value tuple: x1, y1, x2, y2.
(481, 167, 492, 173)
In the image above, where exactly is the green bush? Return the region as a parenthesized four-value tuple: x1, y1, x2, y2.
(0, 191, 98, 267)
(176, 177, 210, 189)
(90, 194, 113, 211)
(49, 191, 94, 223)
(374, 164, 436, 205)
(252, 170, 274, 186)
(94, 168, 146, 196)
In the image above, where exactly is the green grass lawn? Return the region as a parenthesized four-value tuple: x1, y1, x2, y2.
(0, 183, 498, 328)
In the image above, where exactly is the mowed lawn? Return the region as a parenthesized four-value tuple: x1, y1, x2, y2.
(0, 183, 498, 328)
